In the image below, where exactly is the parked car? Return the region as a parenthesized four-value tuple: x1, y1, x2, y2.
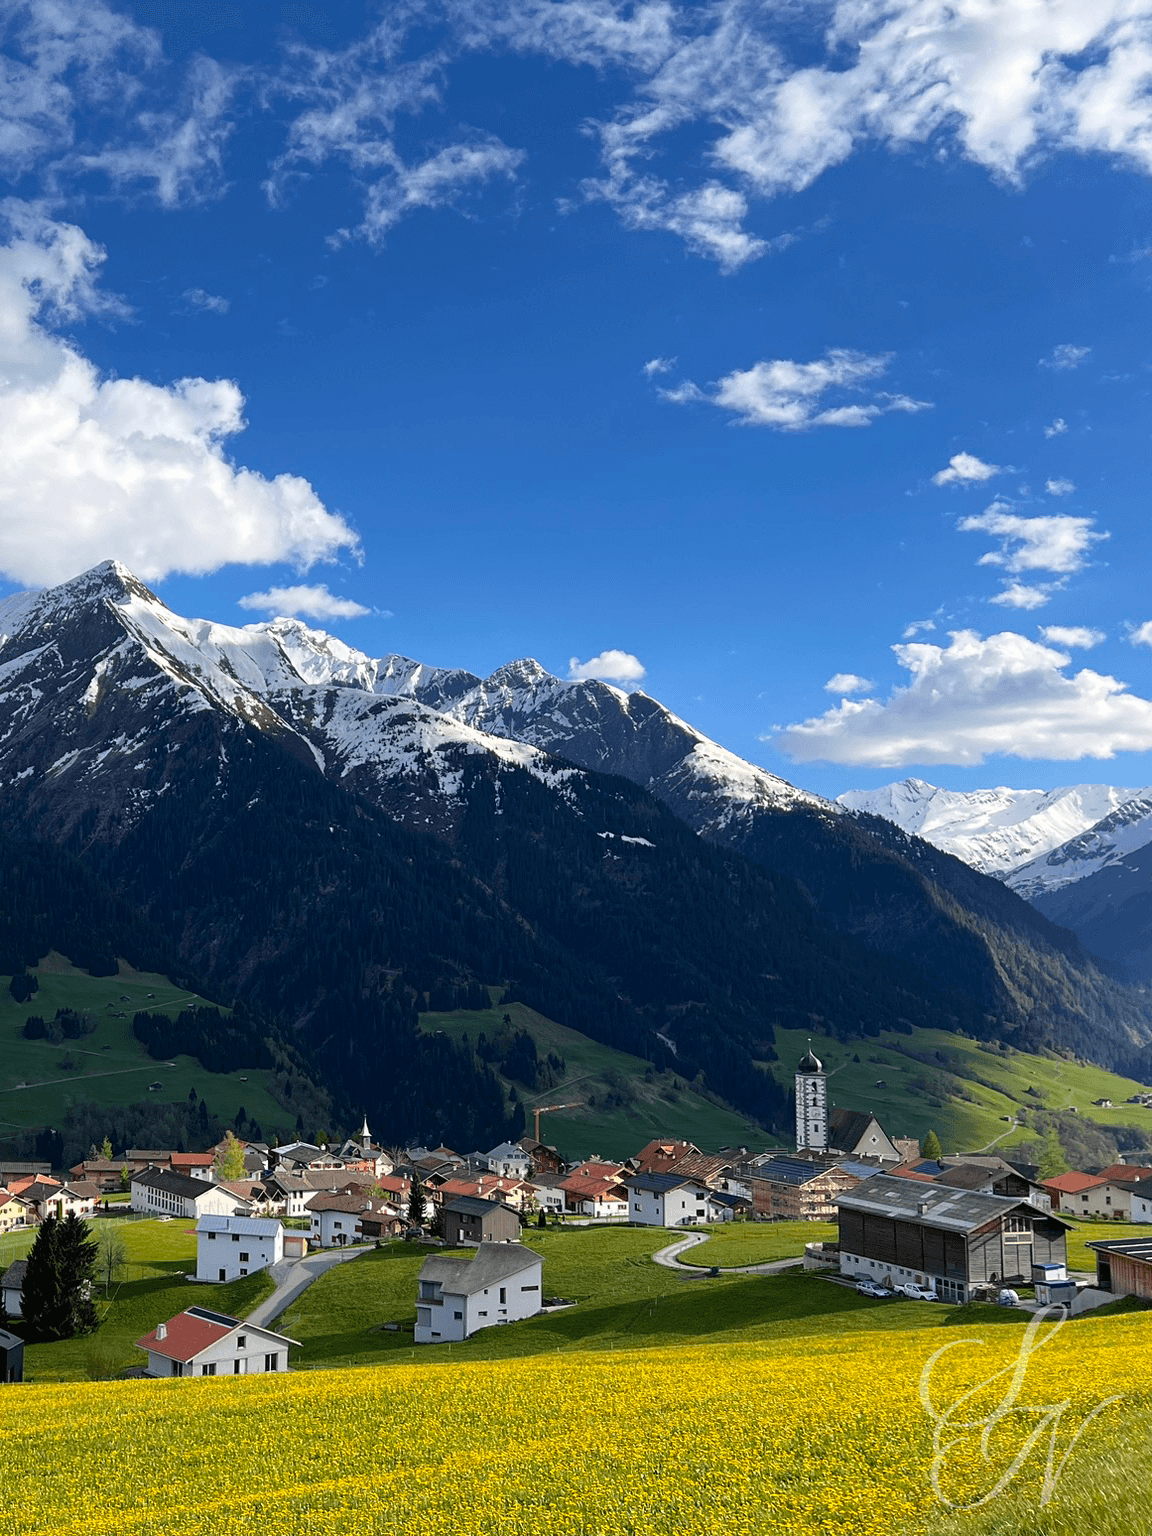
(896, 1283, 938, 1302)
(855, 1280, 891, 1298)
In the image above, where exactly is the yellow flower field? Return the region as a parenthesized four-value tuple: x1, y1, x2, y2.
(4, 1311, 1149, 1536)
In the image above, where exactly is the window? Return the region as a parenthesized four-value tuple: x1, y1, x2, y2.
(454, 1311, 463, 1320)
(499, 1287, 507, 1304)
(239, 1252, 249, 1262)
(478, 1310, 487, 1317)
(237, 1335, 246, 1349)
(207, 1231, 216, 1240)
(232, 1234, 240, 1242)
(202, 1363, 216, 1376)
(265, 1353, 279, 1371)
(521, 1284, 539, 1291)
(233, 1360, 242, 1375)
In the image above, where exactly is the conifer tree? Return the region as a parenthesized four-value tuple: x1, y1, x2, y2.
(408, 1177, 425, 1227)
(921, 1129, 943, 1160)
(22, 1214, 98, 1339)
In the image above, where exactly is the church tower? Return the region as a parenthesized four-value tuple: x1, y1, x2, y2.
(795, 1042, 827, 1151)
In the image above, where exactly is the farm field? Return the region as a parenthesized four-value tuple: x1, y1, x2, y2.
(419, 997, 779, 1160)
(6, 1307, 1150, 1536)
(0, 953, 286, 1149)
(3, 1218, 274, 1381)
(768, 1024, 1152, 1156)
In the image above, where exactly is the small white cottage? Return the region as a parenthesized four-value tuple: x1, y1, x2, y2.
(414, 1241, 542, 1344)
(196, 1214, 284, 1282)
(136, 1306, 298, 1377)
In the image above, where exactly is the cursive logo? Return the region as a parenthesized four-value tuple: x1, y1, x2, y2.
(919, 1305, 1122, 1509)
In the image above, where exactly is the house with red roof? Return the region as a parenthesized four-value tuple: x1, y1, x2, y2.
(136, 1306, 298, 1378)
(1041, 1171, 1107, 1213)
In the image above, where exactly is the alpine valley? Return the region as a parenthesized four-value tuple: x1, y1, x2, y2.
(3, 563, 1152, 1154)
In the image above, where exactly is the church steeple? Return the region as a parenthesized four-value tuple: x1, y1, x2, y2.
(795, 1039, 827, 1152)
(359, 1114, 372, 1151)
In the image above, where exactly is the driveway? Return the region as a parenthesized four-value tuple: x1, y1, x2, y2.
(246, 1245, 367, 1329)
(652, 1231, 804, 1276)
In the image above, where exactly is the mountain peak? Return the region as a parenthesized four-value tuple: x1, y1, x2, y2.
(484, 658, 555, 690)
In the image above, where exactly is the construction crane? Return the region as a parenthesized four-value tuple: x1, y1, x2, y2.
(533, 1102, 581, 1142)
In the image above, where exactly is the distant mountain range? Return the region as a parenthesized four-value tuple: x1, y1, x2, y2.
(838, 778, 1152, 979)
(1, 562, 1150, 1150)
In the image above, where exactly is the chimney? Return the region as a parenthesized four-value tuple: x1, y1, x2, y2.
(156, 1323, 167, 1341)
(918, 1200, 930, 1216)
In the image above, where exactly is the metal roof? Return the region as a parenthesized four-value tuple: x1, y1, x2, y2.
(747, 1156, 842, 1187)
(1086, 1237, 1152, 1262)
(836, 1174, 1069, 1234)
(417, 1241, 541, 1298)
(196, 1214, 282, 1238)
(445, 1194, 517, 1217)
(625, 1171, 709, 1195)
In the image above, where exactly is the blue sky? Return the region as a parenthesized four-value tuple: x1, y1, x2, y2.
(6, 2, 1152, 798)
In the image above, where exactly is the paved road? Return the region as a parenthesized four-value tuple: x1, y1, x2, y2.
(652, 1231, 804, 1276)
(247, 1245, 367, 1329)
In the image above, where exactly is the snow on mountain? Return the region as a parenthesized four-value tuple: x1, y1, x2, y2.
(837, 778, 1146, 878)
(1006, 796, 1152, 899)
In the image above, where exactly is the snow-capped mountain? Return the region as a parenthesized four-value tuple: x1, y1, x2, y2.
(837, 778, 1149, 881)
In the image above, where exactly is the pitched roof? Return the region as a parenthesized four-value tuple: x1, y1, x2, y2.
(634, 1139, 700, 1173)
(445, 1194, 517, 1218)
(136, 1306, 299, 1362)
(1097, 1164, 1152, 1184)
(309, 1193, 394, 1215)
(561, 1173, 628, 1200)
(827, 1108, 891, 1153)
(837, 1174, 1071, 1234)
(1, 1259, 27, 1292)
(666, 1153, 732, 1183)
(417, 1241, 541, 1298)
(132, 1167, 219, 1200)
(625, 1171, 709, 1195)
(196, 1214, 282, 1238)
(171, 1152, 214, 1169)
(747, 1156, 842, 1188)
(1041, 1171, 1105, 1194)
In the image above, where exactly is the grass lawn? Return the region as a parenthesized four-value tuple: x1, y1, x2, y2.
(679, 1220, 837, 1267)
(279, 1224, 983, 1373)
(419, 998, 779, 1160)
(1061, 1217, 1137, 1271)
(6, 1218, 275, 1381)
(0, 952, 288, 1150)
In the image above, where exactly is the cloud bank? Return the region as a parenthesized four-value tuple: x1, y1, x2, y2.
(778, 629, 1152, 766)
(0, 204, 358, 587)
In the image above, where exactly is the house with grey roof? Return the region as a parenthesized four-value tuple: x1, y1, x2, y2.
(414, 1242, 542, 1343)
(1, 1259, 28, 1318)
(196, 1215, 284, 1282)
(443, 1194, 521, 1247)
(624, 1171, 727, 1227)
(826, 1108, 903, 1163)
(130, 1167, 250, 1220)
(837, 1173, 1071, 1303)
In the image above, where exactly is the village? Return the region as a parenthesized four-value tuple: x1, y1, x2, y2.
(2, 1045, 1150, 1384)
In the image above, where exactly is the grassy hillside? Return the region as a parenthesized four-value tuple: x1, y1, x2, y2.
(4, 1218, 275, 1381)
(419, 998, 780, 1159)
(0, 953, 287, 1153)
(766, 1024, 1152, 1158)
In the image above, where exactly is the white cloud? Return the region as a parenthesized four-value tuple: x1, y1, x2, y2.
(989, 581, 1059, 611)
(642, 356, 675, 377)
(777, 629, 1152, 767)
(345, 137, 526, 244)
(1046, 477, 1076, 496)
(1040, 343, 1091, 370)
(1040, 625, 1105, 648)
(184, 287, 229, 314)
(568, 648, 646, 683)
(1130, 621, 1152, 648)
(959, 505, 1107, 574)
(931, 452, 1003, 486)
(901, 618, 936, 639)
(824, 673, 873, 695)
(238, 584, 370, 620)
(0, 204, 358, 587)
(1044, 417, 1068, 437)
(663, 349, 929, 431)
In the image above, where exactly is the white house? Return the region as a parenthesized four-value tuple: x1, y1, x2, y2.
(626, 1172, 721, 1227)
(136, 1306, 298, 1377)
(1, 1259, 27, 1317)
(527, 1177, 566, 1215)
(1130, 1186, 1152, 1224)
(308, 1193, 388, 1248)
(414, 1242, 543, 1344)
(196, 1215, 284, 1282)
(131, 1168, 251, 1221)
(484, 1142, 532, 1179)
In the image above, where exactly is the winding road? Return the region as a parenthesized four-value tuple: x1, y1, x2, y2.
(653, 1231, 805, 1276)
(246, 1245, 367, 1329)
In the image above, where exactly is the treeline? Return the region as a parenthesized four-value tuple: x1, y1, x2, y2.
(14, 1096, 231, 1174)
(133, 1004, 277, 1074)
(472, 1019, 566, 1092)
(22, 1008, 97, 1042)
